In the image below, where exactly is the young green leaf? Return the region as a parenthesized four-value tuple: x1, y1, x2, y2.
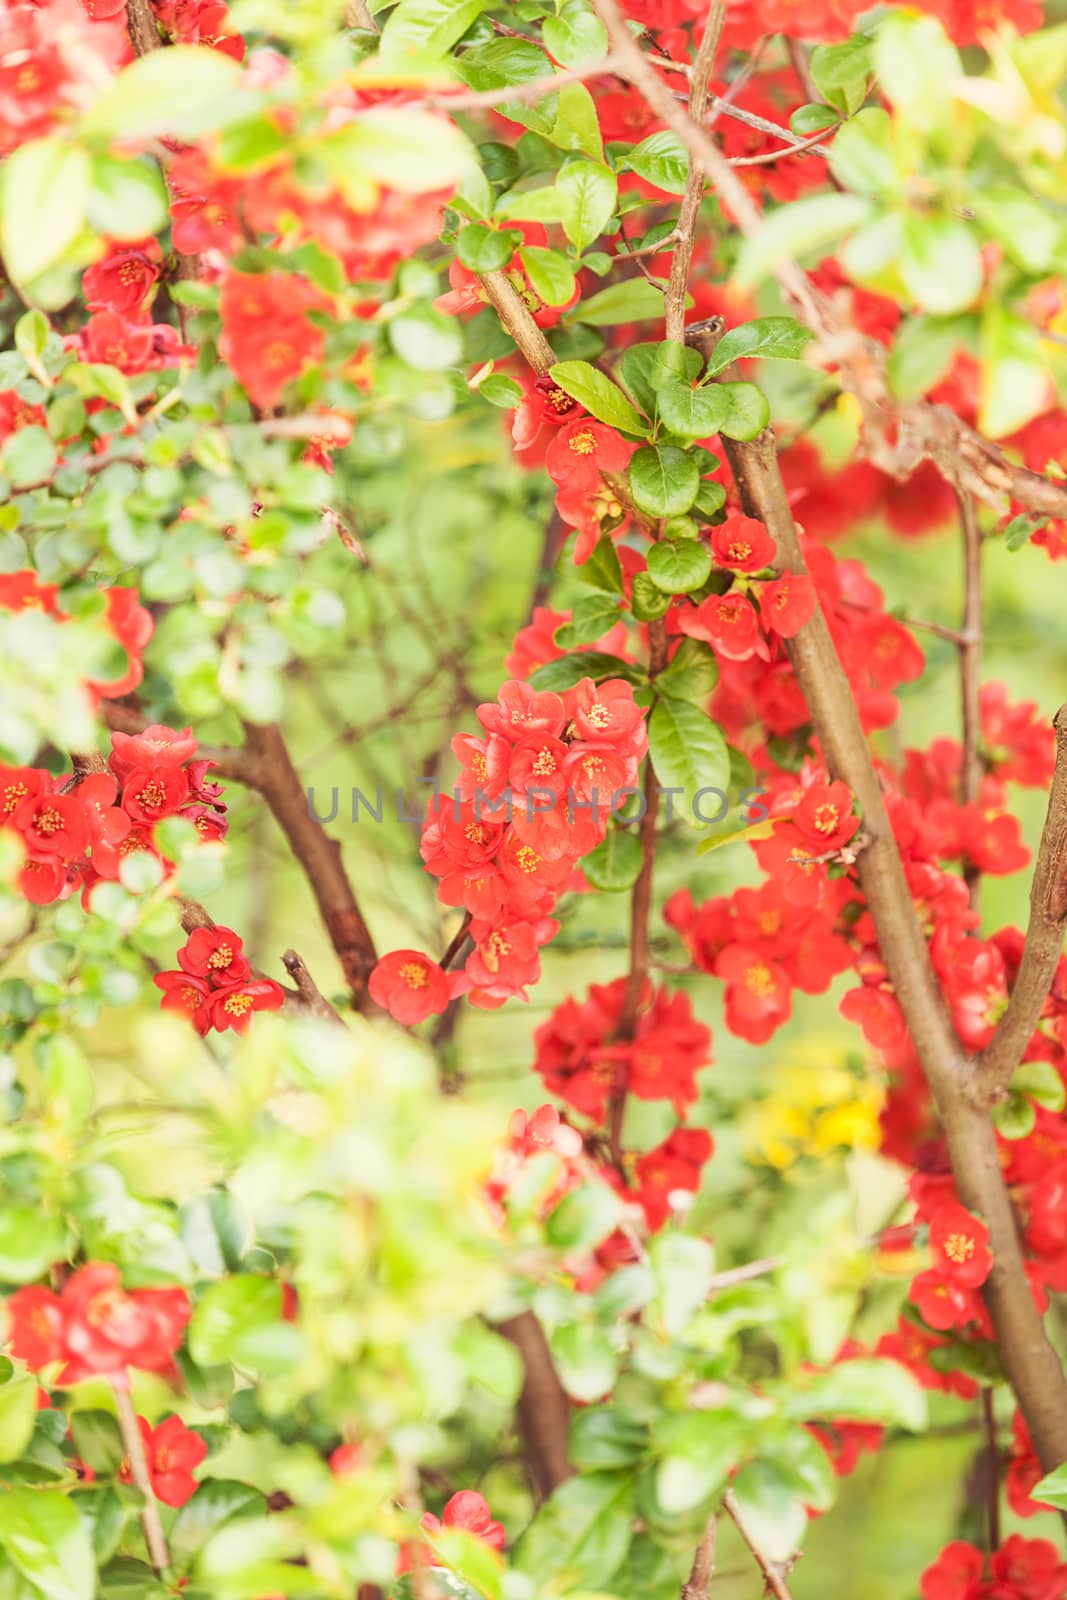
(626, 130, 689, 194)
(647, 538, 712, 595)
(549, 360, 646, 434)
(717, 382, 771, 440)
(704, 317, 814, 374)
(629, 445, 700, 517)
(648, 698, 730, 826)
(656, 380, 728, 438)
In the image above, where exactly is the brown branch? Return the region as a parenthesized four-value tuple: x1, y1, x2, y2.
(722, 1490, 795, 1600)
(344, 0, 377, 26)
(682, 1515, 718, 1600)
(281, 950, 347, 1026)
(240, 722, 378, 1011)
(496, 1311, 573, 1501)
(664, 0, 725, 343)
(479, 272, 556, 376)
(125, 0, 162, 55)
(113, 1383, 169, 1572)
(958, 493, 983, 906)
(976, 706, 1067, 1102)
(707, 409, 1067, 1473)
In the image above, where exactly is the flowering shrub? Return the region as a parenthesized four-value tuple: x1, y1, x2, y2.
(1, 0, 1067, 1596)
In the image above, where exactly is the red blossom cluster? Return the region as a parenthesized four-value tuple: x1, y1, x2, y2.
(920, 1536, 1067, 1600)
(398, 1488, 506, 1575)
(0, 0, 130, 155)
(6, 1263, 190, 1387)
(155, 924, 284, 1035)
(370, 676, 648, 1021)
(0, 719, 226, 906)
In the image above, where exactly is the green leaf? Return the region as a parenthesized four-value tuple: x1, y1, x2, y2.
(810, 36, 873, 116)
(1, 428, 56, 490)
(549, 360, 646, 433)
(378, 0, 488, 59)
(169, 1481, 266, 1571)
(478, 374, 524, 408)
(82, 46, 241, 141)
(0, 1207, 67, 1283)
(456, 223, 516, 272)
(790, 103, 840, 136)
(900, 216, 982, 317)
(549, 1323, 619, 1402)
(550, 83, 604, 160)
(1014, 1059, 1067, 1111)
(189, 1277, 305, 1375)
(70, 1413, 124, 1476)
(782, 1358, 928, 1431)
(0, 1378, 40, 1466)
(735, 193, 872, 288)
(323, 111, 474, 197)
(581, 828, 643, 891)
(520, 246, 577, 308)
(649, 1233, 715, 1335)
(972, 186, 1059, 274)
(546, 1184, 625, 1250)
(979, 305, 1048, 439)
(87, 155, 168, 240)
(704, 317, 814, 373)
(656, 381, 728, 439)
(631, 571, 672, 621)
(656, 638, 718, 702)
(580, 534, 624, 593)
(1003, 513, 1046, 552)
(828, 107, 899, 196)
(555, 592, 622, 647)
(0, 1489, 94, 1600)
(629, 445, 699, 517)
(542, 2, 609, 68)
(647, 538, 711, 595)
(573, 278, 666, 326)
(528, 651, 647, 691)
(388, 309, 463, 371)
(556, 162, 618, 253)
(569, 1408, 648, 1470)
(626, 131, 689, 194)
(873, 12, 962, 131)
(1032, 1462, 1067, 1512)
(35, 1034, 93, 1130)
(515, 1473, 634, 1589)
(887, 314, 968, 401)
(648, 699, 729, 827)
(0, 139, 89, 290)
(653, 1413, 748, 1513)
(717, 382, 770, 441)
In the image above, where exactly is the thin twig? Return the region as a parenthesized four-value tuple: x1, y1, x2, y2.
(682, 1515, 718, 1600)
(664, 0, 725, 343)
(958, 492, 983, 906)
(113, 1383, 169, 1573)
(723, 1489, 795, 1599)
(281, 950, 347, 1026)
(981, 1388, 1002, 1555)
(976, 706, 1067, 1102)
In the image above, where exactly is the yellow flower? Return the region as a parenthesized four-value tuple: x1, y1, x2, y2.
(741, 1043, 884, 1171)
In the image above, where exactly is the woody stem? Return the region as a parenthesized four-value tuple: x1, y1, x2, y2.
(113, 1381, 170, 1573)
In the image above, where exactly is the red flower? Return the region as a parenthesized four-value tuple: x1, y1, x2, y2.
(219, 270, 330, 410)
(758, 574, 817, 637)
(919, 1541, 983, 1600)
(110, 724, 197, 781)
(909, 1268, 984, 1332)
(545, 420, 632, 492)
(81, 311, 155, 375)
(0, 570, 58, 610)
(715, 943, 792, 1044)
(421, 1490, 506, 1551)
(121, 763, 190, 825)
(711, 513, 775, 573)
(178, 926, 251, 987)
(369, 950, 452, 1025)
(83, 243, 161, 316)
(155, 971, 213, 1035)
(119, 1414, 206, 1507)
(12, 791, 89, 860)
(793, 780, 859, 852)
(8, 1264, 190, 1386)
(928, 1202, 992, 1288)
(209, 978, 286, 1034)
(680, 591, 766, 663)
